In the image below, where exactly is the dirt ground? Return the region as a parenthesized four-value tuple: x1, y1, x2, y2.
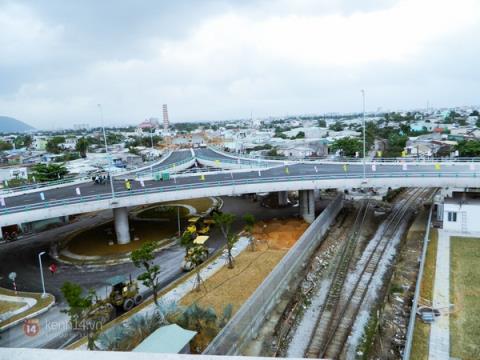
(180, 218, 307, 318)
(252, 218, 309, 250)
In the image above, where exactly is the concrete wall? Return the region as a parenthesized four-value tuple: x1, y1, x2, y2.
(204, 194, 343, 355)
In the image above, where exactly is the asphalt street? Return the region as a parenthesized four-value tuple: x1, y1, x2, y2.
(0, 195, 301, 348)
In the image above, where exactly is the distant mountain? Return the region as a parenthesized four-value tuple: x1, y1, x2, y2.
(0, 116, 35, 133)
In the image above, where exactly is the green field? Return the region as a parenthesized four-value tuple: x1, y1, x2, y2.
(410, 228, 438, 360)
(450, 236, 480, 360)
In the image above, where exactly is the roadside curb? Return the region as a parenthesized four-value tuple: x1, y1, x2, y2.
(0, 294, 56, 333)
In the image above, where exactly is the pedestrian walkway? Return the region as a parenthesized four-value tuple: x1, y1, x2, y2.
(429, 229, 450, 360)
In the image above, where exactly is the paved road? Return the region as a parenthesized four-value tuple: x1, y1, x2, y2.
(150, 149, 193, 171)
(0, 196, 301, 348)
(195, 147, 276, 166)
(0, 161, 473, 214)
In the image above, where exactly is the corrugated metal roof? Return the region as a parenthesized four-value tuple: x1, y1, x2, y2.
(133, 324, 197, 354)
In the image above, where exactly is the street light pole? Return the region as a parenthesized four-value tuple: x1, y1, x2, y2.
(97, 104, 116, 199)
(361, 89, 366, 182)
(38, 251, 46, 298)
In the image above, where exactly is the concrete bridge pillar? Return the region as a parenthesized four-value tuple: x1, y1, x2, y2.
(299, 189, 315, 224)
(0, 227, 3, 241)
(278, 191, 288, 207)
(113, 207, 131, 244)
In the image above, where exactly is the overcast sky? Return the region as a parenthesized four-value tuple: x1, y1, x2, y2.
(0, 0, 479, 129)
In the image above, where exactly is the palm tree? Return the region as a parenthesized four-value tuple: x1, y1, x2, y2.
(213, 212, 237, 268)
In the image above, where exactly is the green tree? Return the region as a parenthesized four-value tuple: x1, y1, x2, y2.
(61, 282, 102, 350)
(330, 137, 362, 157)
(180, 231, 194, 255)
(46, 136, 65, 154)
(266, 147, 284, 157)
(213, 212, 236, 268)
(0, 140, 13, 151)
(456, 140, 480, 157)
(14, 135, 32, 149)
(292, 131, 305, 139)
(318, 119, 327, 128)
(31, 163, 69, 182)
(61, 281, 93, 321)
(243, 213, 255, 233)
(76, 137, 89, 158)
(329, 121, 344, 132)
(131, 242, 161, 305)
(243, 213, 256, 251)
(470, 110, 479, 117)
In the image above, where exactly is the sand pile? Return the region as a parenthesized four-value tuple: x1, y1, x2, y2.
(252, 218, 309, 249)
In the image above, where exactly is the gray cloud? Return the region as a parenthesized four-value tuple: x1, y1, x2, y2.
(0, 0, 478, 129)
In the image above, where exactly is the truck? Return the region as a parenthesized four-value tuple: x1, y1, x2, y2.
(72, 275, 143, 331)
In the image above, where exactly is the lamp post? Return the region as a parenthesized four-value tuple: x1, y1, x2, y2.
(38, 251, 47, 298)
(97, 104, 116, 199)
(361, 89, 366, 182)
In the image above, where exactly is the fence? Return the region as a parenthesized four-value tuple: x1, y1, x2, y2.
(203, 193, 344, 355)
(402, 203, 434, 359)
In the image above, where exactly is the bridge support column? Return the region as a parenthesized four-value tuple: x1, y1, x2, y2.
(0, 227, 3, 241)
(299, 189, 315, 224)
(278, 191, 288, 207)
(113, 207, 131, 244)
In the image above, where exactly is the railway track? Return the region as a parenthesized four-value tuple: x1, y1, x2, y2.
(305, 188, 431, 359)
(304, 198, 370, 357)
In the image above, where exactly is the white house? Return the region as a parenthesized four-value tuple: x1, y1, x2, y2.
(443, 192, 480, 233)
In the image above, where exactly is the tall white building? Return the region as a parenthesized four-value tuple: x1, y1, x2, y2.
(162, 104, 169, 131)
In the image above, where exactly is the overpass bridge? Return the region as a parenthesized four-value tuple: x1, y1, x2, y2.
(1, 147, 479, 243)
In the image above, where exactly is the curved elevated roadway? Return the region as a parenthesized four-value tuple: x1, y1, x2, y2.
(1, 158, 479, 228)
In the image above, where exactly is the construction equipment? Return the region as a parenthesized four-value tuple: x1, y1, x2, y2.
(186, 216, 210, 235)
(74, 275, 143, 330)
(107, 275, 143, 311)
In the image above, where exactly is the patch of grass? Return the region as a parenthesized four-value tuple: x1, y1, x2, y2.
(450, 236, 480, 360)
(66, 220, 178, 256)
(164, 197, 215, 215)
(356, 309, 379, 360)
(0, 300, 26, 313)
(0, 287, 54, 329)
(137, 205, 190, 220)
(410, 228, 438, 360)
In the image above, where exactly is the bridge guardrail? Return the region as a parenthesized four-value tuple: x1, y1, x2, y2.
(0, 171, 478, 216)
(196, 154, 278, 167)
(203, 193, 344, 355)
(131, 156, 195, 178)
(0, 153, 181, 195)
(210, 146, 480, 163)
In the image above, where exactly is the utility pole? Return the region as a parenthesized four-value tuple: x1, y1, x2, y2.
(98, 104, 116, 199)
(361, 89, 366, 182)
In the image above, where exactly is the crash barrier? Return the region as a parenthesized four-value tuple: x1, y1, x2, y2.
(203, 193, 344, 355)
